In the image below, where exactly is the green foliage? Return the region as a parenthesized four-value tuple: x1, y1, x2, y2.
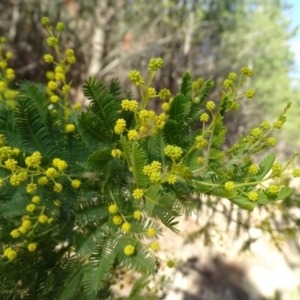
(0, 18, 299, 300)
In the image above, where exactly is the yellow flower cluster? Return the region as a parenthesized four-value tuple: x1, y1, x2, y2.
(164, 145, 183, 160)
(128, 70, 144, 86)
(111, 149, 122, 158)
(132, 188, 144, 199)
(53, 158, 68, 171)
(0, 38, 18, 106)
(195, 136, 208, 149)
(148, 87, 156, 97)
(18, 218, 32, 234)
(25, 151, 42, 168)
(3, 247, 17, 261)
(47, 37, 58, 47)
(228, 72, 237, 81)
(53, 183, 63, 193)
(292, 169, 300, 177)
(167, 259, 175, 268)
(245, 89, 255, 99)
(149, 172, 161, 183)
(26, 183, 37, 193)
(121, 99, 138, 111)
(248, 191, 258, 201)
(108, 204, 118, 214)
(159, 88, 171, 101)
(223, 79, 232, 90)
(268, 184, 279, 195)
(122, 222, 131, 232)
(38, 215, 48, 223)
(147, 227, 156, 237)
(224, 181, 235, 191)
(71, 179, 81, 188)
(248, 164, 259, 176)
(271, 163, 282, 177)
(112, 215, 123, 225)
(133, 210, 142, 220)
(65, 49, 76, 64)
(261, 121, 270, 130)
(150, 241, 160, 251)
(44, 54, 54, 63)
(251, 127, 262, 138)
(32, 196, 41, 204)
(161, 102, 170, 111)
(206, 101, 215, 111)
(114, 118, 126, 134)
(267, 137, 277, 146)
(167, 174, 177, 184)
(65, 124, 75, 133)
(241, 67, 254, 77)
(124, 245, 135, 256)
(148, 57, 164, 71)
(128, 130, 138, 140)
(28, 243, 37, 252)
(153, 113, 166, 130)
(42, 18, 75, 110)
(26, 203, 36, 212)
(139, 110, 155, 124)
(200, 113, 209, 122)
(143, 161, 162, 176)
(46, 167, 58, 178)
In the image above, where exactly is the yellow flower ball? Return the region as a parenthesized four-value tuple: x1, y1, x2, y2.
(71, 179, 81, 188)
(28, 243, 37, 252)
(124, 245, 135, 256)
(66, 124, 75, 133)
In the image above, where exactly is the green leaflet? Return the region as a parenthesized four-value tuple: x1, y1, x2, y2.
(78, 111, 114, 149)
(144, 185, 162, 216)
(211, 187, 238, 199)
(180, 72, 192, 99)
(85, 148, 112, 172)
(18, 81, 49, 118)
(256, 153, 276, 181)
(83, 77, 120, 134)
(168, 93, 187, 126)
(130, 142, 149, 188)
(0, 190, 27, 217)
(15, 98, 55, 156)
(278, 186, 293, 199)
(82, 239, 116, 295)
(74, 219, 109, 259)
(162, 120, 182, 146)
(230, 197, 257, 211)
(58, 267, 83, 300)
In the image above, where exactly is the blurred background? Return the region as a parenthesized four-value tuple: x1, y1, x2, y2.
(1, 1, 300, 299)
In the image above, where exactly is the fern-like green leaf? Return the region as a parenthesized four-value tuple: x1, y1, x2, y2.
(256, 153, 275, 181)
(230, 197, 257, 211)
(74, 218, 109, 259)
(82, 238, 116, 295)
(83, 77, 120, 134)
(0, 108, 22, 149)
(180, 72, 192, 99)
(15, 99, 55, 156)
(85, 148, 112, 173)
(58, 265, 83, 300)
(168, 93, 187, 126)
(78, 111, 113, 149)
(162, 120, 182, 146)
(130, 142, 149, 188)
